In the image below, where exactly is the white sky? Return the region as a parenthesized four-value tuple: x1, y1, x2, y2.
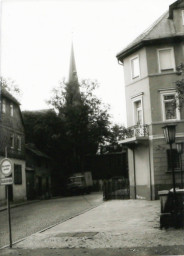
(1, 0, 175, 125)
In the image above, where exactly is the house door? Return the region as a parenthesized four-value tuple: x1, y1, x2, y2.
(26, 171, 35, 200)
(6, 185, 13, 201)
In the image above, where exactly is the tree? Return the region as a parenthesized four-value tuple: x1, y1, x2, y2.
(174, 63, 184, 109)
(22, 109, 66, 157)
(0, 77, 21, 100)
(48, 79, 111, 174)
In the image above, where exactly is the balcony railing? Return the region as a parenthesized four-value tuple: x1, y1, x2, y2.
(125, 124, 149, 138)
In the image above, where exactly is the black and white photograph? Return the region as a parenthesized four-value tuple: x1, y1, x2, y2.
(1, 0, 184, 255)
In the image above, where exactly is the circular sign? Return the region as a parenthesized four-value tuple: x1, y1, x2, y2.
(0, 158, 12, 176)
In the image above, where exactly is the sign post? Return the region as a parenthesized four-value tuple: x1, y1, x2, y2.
(0, 158, 13, 248)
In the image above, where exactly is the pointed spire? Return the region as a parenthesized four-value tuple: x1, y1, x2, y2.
(66, 41, 81, 106)
(68, 42, 78, 83)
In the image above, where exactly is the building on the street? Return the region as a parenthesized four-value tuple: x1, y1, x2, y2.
(0, 88, 26, 203)
(25, 143, 52, 200)
(116, 0, 184, 200)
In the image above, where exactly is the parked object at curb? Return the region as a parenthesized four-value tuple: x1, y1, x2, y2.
(159, 189, 184, 229)
(67, 172, 93, 195)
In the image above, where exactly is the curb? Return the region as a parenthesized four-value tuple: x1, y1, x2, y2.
(0, 200, 41, 212)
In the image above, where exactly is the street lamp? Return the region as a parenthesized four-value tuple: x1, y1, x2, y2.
(162, 124, 176, 195)
(176, 142, 184, 189)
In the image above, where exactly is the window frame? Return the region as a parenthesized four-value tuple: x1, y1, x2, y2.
(10, 135, 14, 149)
(10, 104, 14, 117)
(14, 164, 22, 185)
(132, 95, 144, 125)
(182, 10, 184, 25)
(130, 55, 140, 79)
(2, 99, 6, 113)
(157, 47, 175, 73)
(160, 90, 180, 121)
(17, 136, 21, 151)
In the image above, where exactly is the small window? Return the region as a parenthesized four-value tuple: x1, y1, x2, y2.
(167, 149, 180, 171)
(161, 92, 180, 121)
(10, 104, 13, 117)
(131, 56, 140, 79)
(2, 100, 6, 113)
(14, 164, 22, 185)
(17, 136, 21, 151)
(10, 135, 14, 149)
(158, 48, 175, 72)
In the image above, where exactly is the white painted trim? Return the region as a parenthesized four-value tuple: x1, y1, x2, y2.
(158, 88, 175, 92)
(130, 55, 140, 80)
(149, 133, 184, 140)
(182, 10, 184, 25)
(157, 47, 175, 73)
(131, 92, 144, 99)
(160, 90, 180, 122)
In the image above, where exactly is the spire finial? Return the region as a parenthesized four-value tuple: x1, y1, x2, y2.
(68, 41, 78, 83)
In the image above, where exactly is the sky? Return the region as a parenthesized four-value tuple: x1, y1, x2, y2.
(1, 0, 175, 125)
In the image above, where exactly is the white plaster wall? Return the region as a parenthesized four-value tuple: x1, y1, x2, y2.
(0, 156, 26, 202)
(134, 145, 150, 186)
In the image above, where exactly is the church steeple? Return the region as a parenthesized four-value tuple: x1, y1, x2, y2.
(66, 42, 81, 106)
(68, 42, 78, 83)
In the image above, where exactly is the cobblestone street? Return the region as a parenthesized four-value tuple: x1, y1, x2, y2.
(0, 193, 103, 248)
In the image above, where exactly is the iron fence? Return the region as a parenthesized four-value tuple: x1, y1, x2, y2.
(103, 178, 130, 200)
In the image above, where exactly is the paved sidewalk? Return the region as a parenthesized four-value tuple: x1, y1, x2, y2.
(13, 200, 184, 248)
(1, 199, 184, 255)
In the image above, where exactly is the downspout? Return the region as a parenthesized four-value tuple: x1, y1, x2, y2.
(148, 140, 152, 200)
(133, 147, 137, 199)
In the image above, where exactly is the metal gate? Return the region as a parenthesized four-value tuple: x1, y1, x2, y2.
(103, 177, 130, 200)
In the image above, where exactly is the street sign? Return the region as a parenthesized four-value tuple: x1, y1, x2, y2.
(0, 157, 13, 248)
(0, 158, 12, 176)
(0, 158, 13, 185)
(0, 177, 13, 185)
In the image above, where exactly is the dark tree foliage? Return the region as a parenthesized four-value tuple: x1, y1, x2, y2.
(0, 77, 21, 100)
(174, 63, 184, 110)
(22, 109, 66, 157)
(22, 109, 69, 195)
(48, 79, 111, 174)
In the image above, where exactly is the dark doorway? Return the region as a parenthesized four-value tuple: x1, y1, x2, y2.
(26, 170, 35, 200)
(37, 177, 43, 196)
(6, 185, 13, 201)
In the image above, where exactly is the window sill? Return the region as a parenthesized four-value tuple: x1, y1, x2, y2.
(160, 68, 174, 72)
(132, 75, 140, 79)
(166, 169, 183, 173)
(149, 71, 177, 77)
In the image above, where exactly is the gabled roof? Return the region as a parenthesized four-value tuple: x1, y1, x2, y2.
(26, 144, 51, 160)
(116, 0, 184, 60)
(169, 0, 184, 18)
(1, 87, 20, 105)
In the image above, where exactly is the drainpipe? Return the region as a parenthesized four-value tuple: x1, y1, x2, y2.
(148, 141, 152, 200)
(132, 147, 137, 199)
